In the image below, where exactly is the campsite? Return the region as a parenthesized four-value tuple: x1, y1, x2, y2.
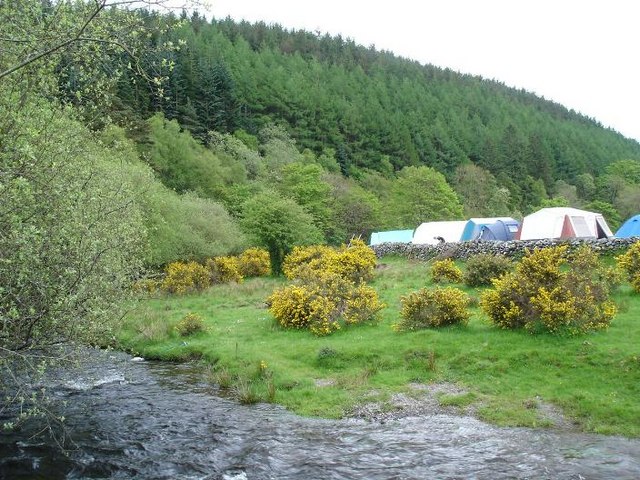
(4, 1, 640, 477)
(119, 238, 640, 438)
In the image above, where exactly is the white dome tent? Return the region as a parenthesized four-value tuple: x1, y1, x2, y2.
(412, 221, 467, 245)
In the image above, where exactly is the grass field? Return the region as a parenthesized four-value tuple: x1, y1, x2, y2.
(117, 255, 640, 437)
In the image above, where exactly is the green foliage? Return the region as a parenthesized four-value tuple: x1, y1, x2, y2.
(98, 127, 248, 267)
(278, 162, 334, 237)
(396, 287, 470, 330)
(175, 313, 206, 337)
(107, 15, 640, 217)
(161, 261, 210, 295)
(463, 254, 513, 287)
(453, 164, 512, 217)
(0, 95, 145, 352)
(616, 241, 640, 293)
(481, 246, 617, 334)
(386, 166, 464, 228)
(431, 259, 464, 284)
(144, 113, 243, 198)
(326, 174, 383, 243)
(237, 247, 271, 277)
(240, 190, 324, 274)
(206, 256, 243, 284)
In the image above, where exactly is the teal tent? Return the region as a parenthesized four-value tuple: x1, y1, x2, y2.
(370, 229, 414, 245)
(616, 215, 640, 238)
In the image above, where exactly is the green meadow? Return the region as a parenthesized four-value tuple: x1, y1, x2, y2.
(117, 256, 640, 437)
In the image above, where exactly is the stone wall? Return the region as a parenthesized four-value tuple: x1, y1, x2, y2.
(372, 237, 640, 261)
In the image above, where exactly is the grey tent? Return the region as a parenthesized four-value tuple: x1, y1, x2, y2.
(478, 219, 520, 241)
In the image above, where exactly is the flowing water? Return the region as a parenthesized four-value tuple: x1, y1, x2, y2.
(1, 350, 639, 479)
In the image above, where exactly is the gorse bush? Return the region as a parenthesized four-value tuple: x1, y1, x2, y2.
(616, 241, 640, 293)
(330, 238, 377, 284)
(282, 239, 376, 284)
(268, 272, 385, 336)
(175, 313, 206, 336)
(463, 254, 513, 287)
(206, 256, 243, 284)
(481, 245, 616, 334)
(237, 247, 271, 277)
(282, 245, 334, 280)
(431, 258, 463, 284)
(161, 261, 210, 295)
(396, 287, 470, 330)
(132, 278, 160, 295)
(269, 241, 383, 336)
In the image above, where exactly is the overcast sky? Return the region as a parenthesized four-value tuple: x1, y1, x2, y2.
(203, 0, 640, 143)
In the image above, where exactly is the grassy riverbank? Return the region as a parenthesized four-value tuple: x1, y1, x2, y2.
(117, 256, 640, 437)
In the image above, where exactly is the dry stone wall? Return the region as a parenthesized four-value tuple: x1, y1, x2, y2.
(372, 237, 640, 261)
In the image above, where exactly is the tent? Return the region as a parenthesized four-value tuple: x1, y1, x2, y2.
(460, 217, 518, 241)
(369, 229, 414, 246)
(412, 221, 466, 245)
(477, 219, 521, 241)
(616, 215, 640, 238)
(517, 207, 613, 240)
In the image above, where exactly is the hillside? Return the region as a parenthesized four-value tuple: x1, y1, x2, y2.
(108, 13, 640, 209)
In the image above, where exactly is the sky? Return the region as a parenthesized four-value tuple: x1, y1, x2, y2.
(202, 0, 640, 143)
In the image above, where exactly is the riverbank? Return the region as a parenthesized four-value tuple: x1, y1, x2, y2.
(5, 349, 640, 479)
(117, 255, 640, 437)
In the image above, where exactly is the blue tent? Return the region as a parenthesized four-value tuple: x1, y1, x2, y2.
(616, 215, 640, 238)
(478, 219, 520, 241)
(460, 217, 518, 241)
(369, 229, 414, 245)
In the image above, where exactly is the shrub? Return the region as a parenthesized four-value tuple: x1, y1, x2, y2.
(330, 239, 377, 284)
(237, 247, 271, 277)
(463, 254, 513, 287)
(396, 287, 470, 330)
(343, 284, 386, 325)
(282, 245, 334, 280)
(268, 272, 384, 336)
(616, 241, 640, 293)
(268, 284, 316, 330)
(282, 240, 376, 284)
(132, 278, 160, 295)
(161, 261, 210, 294)
(175, 312, 206, 336)
(206, 256, 243, 284)
(431, 259, 463, 284)
(481, 245, 616, 334)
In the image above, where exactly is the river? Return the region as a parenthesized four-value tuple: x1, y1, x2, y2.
(1, 350, 639, 479)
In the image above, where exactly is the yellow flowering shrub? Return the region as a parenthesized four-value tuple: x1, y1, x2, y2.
(616, 241, 640, 293)
(481, 245, 616, 334)
(268, 284, 316, 330)
(343, 284, 386, 325)
(431, 258, 463, 284)
(132, 278, 160, 295)
(282, 240, 377, 284)
(282, 245, 334, 280)
(237, 247, 271, 277)
(329, 239, 377, 284)
(268, 270, 384, 336)
(206, 256, 243, 284)
(175, 312, 206, 336)
(161, 261, 210, 295)
(396, 287, 470, 330)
